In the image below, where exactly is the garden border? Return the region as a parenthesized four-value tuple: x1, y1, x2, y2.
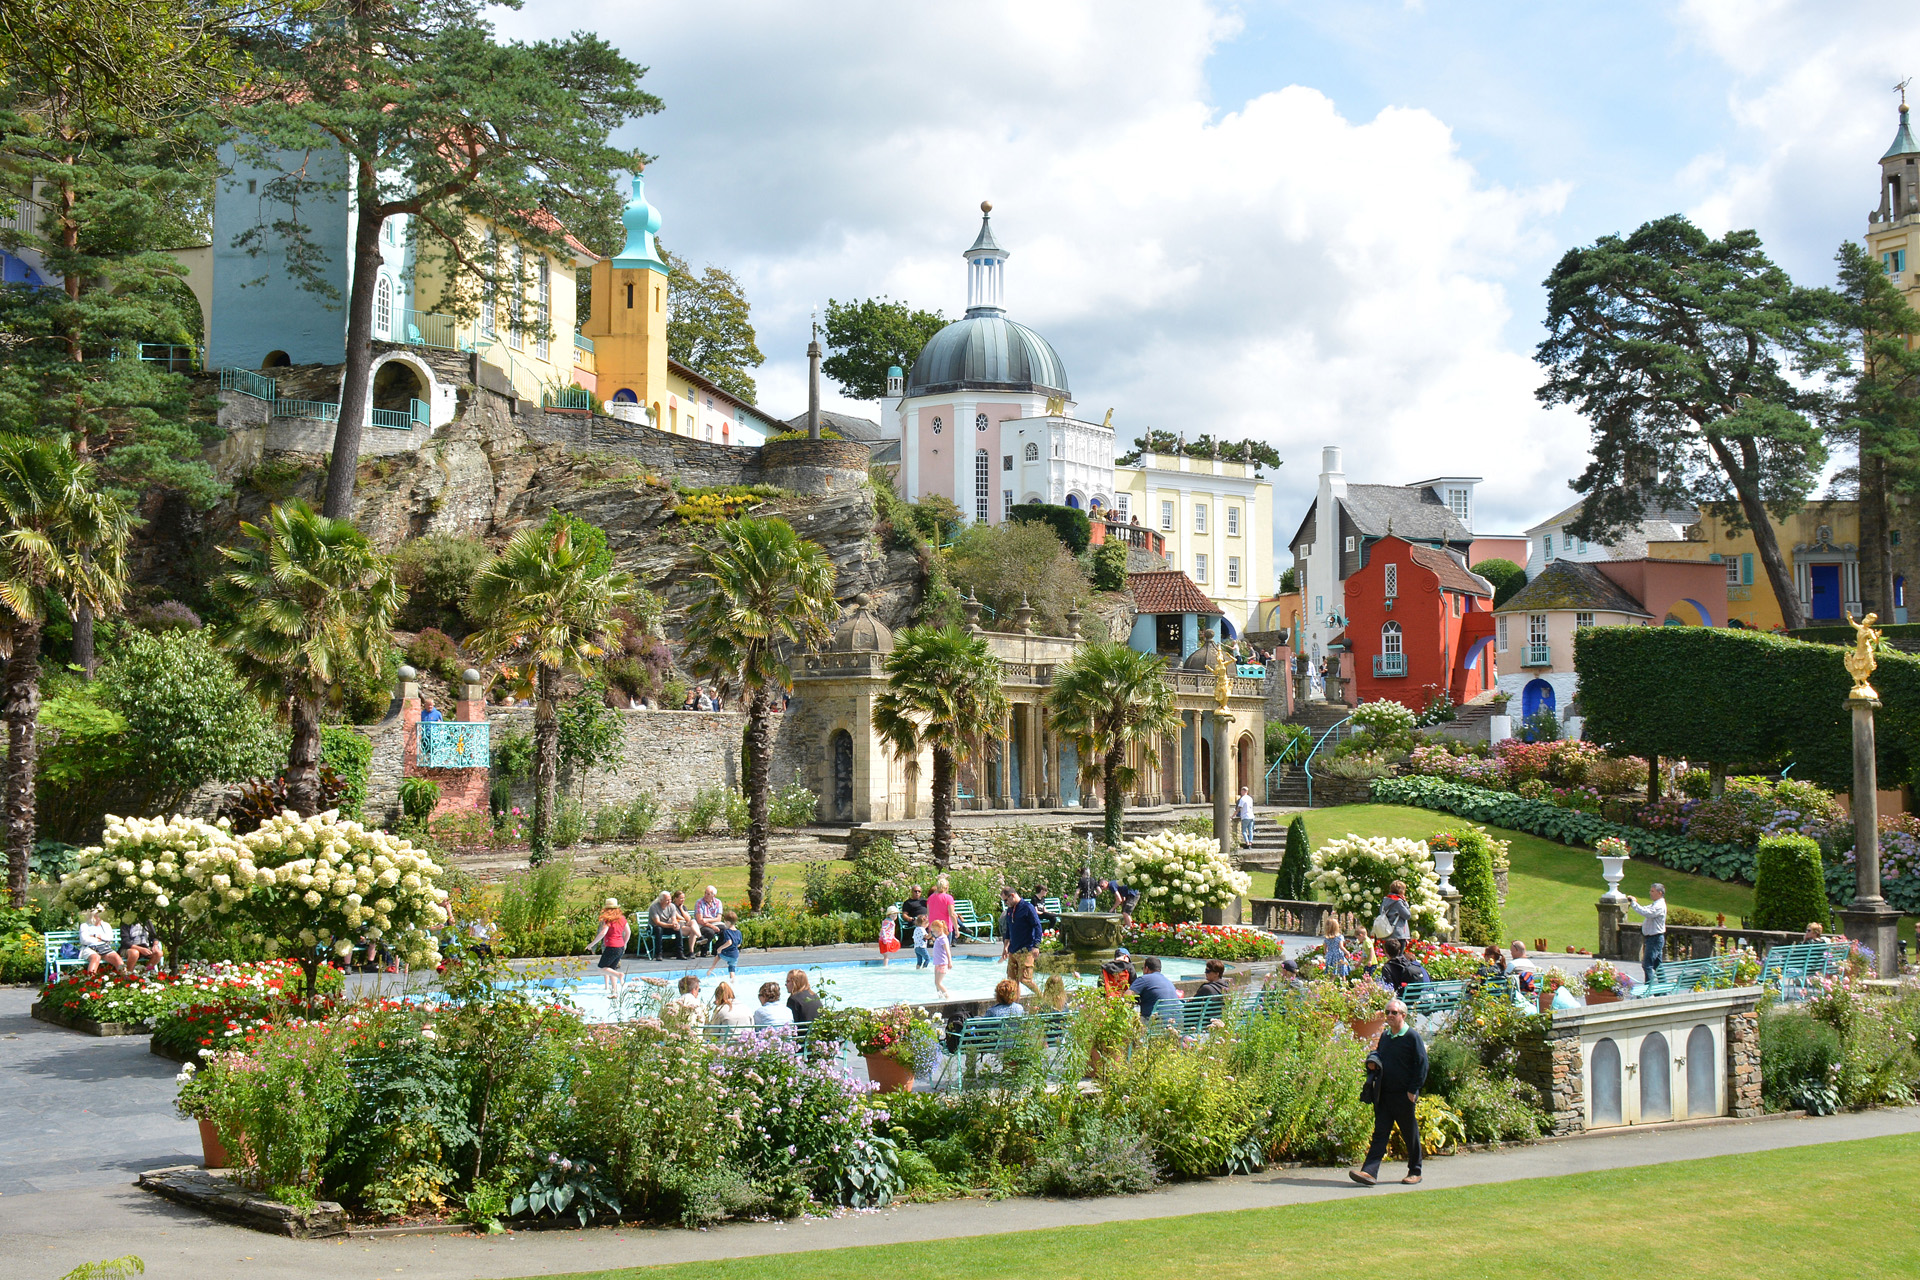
(29, 1002, 150, 1036)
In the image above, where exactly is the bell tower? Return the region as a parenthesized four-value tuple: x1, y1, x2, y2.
(583, 172, 670, 426)
(1868, 86, 1919, 308)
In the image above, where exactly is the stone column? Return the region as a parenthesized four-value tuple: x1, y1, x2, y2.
(1596, 898, 1625, 961)
(397, 664, 422, 773)
(1839, 691, 1901, 977)
(1439, 885, 1462, 942)
(996, 716, 1013, 810)
(1022, 704, 1039, 808)
(456, 668, 486, 722)
(1213, 711, 1232, 870)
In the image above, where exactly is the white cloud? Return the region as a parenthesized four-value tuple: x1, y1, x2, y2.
(502, 0, 1594, 552)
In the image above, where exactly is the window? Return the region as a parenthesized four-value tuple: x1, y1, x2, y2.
(1227, 506, 1241, 536)
(1161, 500, 1174, 530)
(976, 412, 989, 432)
(1002, 454, 1012, 472)
(1898, 576, 1907, 608)
(931, 416, 942, 434)
(1497, 615, 1508, 651)
(1726, 557, 1741, 584)
(1116, 494, 1131, 518)
(1576, 611, 1594, 629)
(1886, 249, 1909, 274)
(1344, 535, 1355, 553)
(1003, 488, 1013, 511)
(1447, 487, 1469, 522)
(1054, 442, 1062, 457)
(534, 259, 551, 360)
(1227, 556, 1240, 586)
(1543, 534, 1554, 561)
(1576, 538, 1589, 554)
(1454, 593, 1462, 616)
(246, 178, 257, 194)
(1194, 553, 1208, 583)
(1529, 614, 1548, 645)
(1384, 563, 1398, 598)
(974, 450, 990, 523)
(1024, 442, 1038, 461)
(1381, 621, 1402, 655)
(374, 276, 392, 337)
(1195, 504, 1208, 534)
(1893, 530, 1903, 547)
(507, 245, 524, 350)
(383, 218, 396, 245)
(481, 234, 499, 337)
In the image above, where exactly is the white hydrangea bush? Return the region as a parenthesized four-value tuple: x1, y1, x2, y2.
(1306, 834, 1445, 936)
(57, 814, 234, 949)
(1349, 699, 1417, 741)
(1115, 830, 1252, 920)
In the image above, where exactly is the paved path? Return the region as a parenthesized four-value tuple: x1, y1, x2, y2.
(6, 1109, 1916, 1280)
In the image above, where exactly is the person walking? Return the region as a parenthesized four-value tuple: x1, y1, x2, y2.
(1322, 915, 1349, 978)
(1350, 998, 1427, 1186)
(912, 915, 931, 969)
(1379, 881, 1412, 941)
(588, 898, 630, 998)
(1624, 883, 1667, 980)
(877, 906, 902, 966)
(998, 885, 1043, 998)
(1235, 786, 1256, 848)
(926, 876, 958, 939)
(928, 919, 954, 996)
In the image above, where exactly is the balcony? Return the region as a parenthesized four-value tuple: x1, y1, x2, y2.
(394, 308, 463, 351)
(0, 195, 45, 234)
(572, 331, 597, 374)
(1089, 516, 1166, 556)
(1522, 643, 1551, 667)
(542, 386, 593, 413)
(1373, 653, 1407, 678)
(413, 720, 490, 769)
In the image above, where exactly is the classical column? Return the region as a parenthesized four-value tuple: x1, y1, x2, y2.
(1840, 688, 1900, 977)
(1212, 711, 1232, 865)
(996, 714, 1014, 810)
(1020, 704, 1037, 808)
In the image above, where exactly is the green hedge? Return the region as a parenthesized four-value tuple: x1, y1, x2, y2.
(1006, 502, 1092, 555)
(321, 726, 373, 822)
(1450, 830, 1502, 947)
(1752, 835, 1830, 932)
(1274, 815, 1310, 901)
(1788, 623, 1920, 646)
(1575, 626, 1920, 791)
(1372, 775, 1756, 883)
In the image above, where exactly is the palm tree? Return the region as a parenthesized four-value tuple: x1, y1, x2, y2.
(0, 435, 129, 908)
(873, 625, 1010, 870)
(211, 500, 404, 818)
(467, 519, 634, 860)
(688, 516, 838, 908)
(1044, 641, 1181, 847)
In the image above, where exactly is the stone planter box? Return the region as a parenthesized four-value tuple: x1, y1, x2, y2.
(30, 1002, 150, 1036)
(138, 1166, 346, 1238)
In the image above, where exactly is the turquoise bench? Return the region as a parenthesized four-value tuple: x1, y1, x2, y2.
(1758, 941, 1842, 999)
(43, 927, 120, 984)
(952, 900, 997, 943)
(1634, 956, 1727, 998)
(1399, 979, 1468, 1014)
(938, 1011, 1069, 1089)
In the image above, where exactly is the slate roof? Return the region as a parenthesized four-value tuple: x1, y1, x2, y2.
(1524, 495, 1698, 558)
(1339, 483, 1471, 544)
(1127, 570, 1223, 616)
(1405, 543, 1494, 596)
(1494, 560, 1650, 617)
(782, 409, 887, 441)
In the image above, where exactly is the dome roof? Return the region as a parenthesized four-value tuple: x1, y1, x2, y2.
(1182, 628, 1226, 671)
(829, 593, 893, 653)
(905, 313, 1070, 397)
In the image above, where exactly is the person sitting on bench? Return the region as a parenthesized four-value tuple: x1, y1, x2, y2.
(79, 909, 124, 975)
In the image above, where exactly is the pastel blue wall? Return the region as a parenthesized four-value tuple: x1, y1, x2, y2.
(1181, 711, 1196, 797)
(210, 141, 351, 369)
(1058, 740, 1079, 806)
(1128, 613, 1156, 653)
(1182, 613, 1199, 657)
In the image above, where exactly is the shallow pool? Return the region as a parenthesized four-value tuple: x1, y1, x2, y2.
(551, 954, 1216, 1021)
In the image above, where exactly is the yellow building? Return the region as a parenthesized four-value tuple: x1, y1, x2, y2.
(1111, 451, 1274, 639)
(1648, 502, 1863, 630)
(1869, 98, 1920, 311)
(579, 174, 671, 427)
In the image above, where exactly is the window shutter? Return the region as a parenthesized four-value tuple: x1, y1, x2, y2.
(1741, 553, 1753, 586)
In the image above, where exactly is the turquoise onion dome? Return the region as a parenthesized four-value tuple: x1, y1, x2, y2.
(612, 173, 668, 274)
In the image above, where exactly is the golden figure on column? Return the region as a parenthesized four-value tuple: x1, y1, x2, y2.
(1844, 611, 1881, 700)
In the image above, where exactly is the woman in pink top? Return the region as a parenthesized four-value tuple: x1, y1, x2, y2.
(926, 875, 958, 939)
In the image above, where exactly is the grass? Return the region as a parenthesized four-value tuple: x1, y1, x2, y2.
(521, 1133, 1920, 1280)
(1290, 803, 1756, 952)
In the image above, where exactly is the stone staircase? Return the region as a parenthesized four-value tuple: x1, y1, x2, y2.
(1263, 700, 1357, 809)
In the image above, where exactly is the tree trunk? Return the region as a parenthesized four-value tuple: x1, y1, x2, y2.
(930, 747, 954, 870)
(1101, 746, 1125, 847)
(4, 622, 43, 909)
(285, 695, 324, 816)
(71, 600, 94, 679)
(529, 663, 560, 862)
(1647, 754, 1661, 804)
(57, 168, 96, 680)
(321, 198, 387, 520)
(745, 685, 773, 910)
(1707, 435, 1806, 630)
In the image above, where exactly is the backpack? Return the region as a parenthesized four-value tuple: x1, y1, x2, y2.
(1369, 910, 1392, 939)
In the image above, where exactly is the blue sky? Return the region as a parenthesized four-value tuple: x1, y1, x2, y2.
(504, 0, 1918, 547)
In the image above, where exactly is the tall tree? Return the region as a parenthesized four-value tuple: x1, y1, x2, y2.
(945, 519, 1092, 636)
(0, 435, 130, 907)
(873, 625, 1009, 870)
(821, 296, 946, 400)
(1536, 215, 1847, 631)
(466, 516, 634, 862)
(228, 0, 660, 519)
(688, 516, 837, 908)
(661, 245, 763, 404)
(1042, 641, 1180, 847)
(1118, 430, 1281, 470)
(210, 499, 403, 818)
(1832, 241, 1920, 618)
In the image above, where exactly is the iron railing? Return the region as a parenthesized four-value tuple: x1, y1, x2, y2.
(414, 720, 490, 769)
(1522, 643, 1551, 667)
(271, 398, 340, 422)
(137, 343, 199, 373)
(0, 195, 44, 233)
(220, 367, 277, 402)
(396, 308, 461, 351)
(542, 386, 592, 412)
(1373, 653, 1407, 677)
(1301, 713, 1353, 809)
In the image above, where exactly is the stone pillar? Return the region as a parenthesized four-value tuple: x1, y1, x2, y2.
(398, 664, 422, 772)
(1596, 898, 1625, 962)
(1213, 711, 1232, 871)
(1439, 885, 1462, 942)
(1840, 692, 1901, 977)
(1726, 1006, 1763, 1117)
(996, 719, 1013, 810)
(456, 668, 486, 722)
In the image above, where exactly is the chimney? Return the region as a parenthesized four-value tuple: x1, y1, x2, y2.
(1321, 446, 1343, 478)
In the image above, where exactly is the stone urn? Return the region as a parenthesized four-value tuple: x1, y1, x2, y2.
(1057, 912, 1126, 962)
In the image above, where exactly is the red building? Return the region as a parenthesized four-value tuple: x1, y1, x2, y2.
(1341, 536, 1496, 711)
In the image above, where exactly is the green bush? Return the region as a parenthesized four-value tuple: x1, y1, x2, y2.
(393, 533, 492, 637)
(1089, 538, 1129, 592)
(404, 627, 461, 683)
(1266, 721, 1311, 765)
(1470, 558, 1526, 608)
(1007, 502, 1092, 555)
(767, 781, 820, 828)
(1752, 834, 1829, 932)
(674, 788, 730, 837)
(1442, 828, 1502, 947)
(736, 911, 879, 949)
(621, 794, 661, 840)
(1273, 816, 1310, 900)
(1228, 1003, 1373, 1164)
(1101, 1037, 1258, 1177)
(1023, 1116, 1160, 1197)
(321, 727, 373, 822)
(552, 799, 586, 849)
(399, 777, 441, 825)
(1759, 1009, 1842, 1113)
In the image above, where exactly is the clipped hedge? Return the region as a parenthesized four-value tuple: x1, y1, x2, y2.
(1006, 502, 1092, 555)
(321, 726, 373, 822)
(1449, 830, 1502, 947)
(1751, 834, 1829, 932)
(1372, 775, 1756, 883)
(1575, 626, 1920, 792)
(1274, 815, 1310, 901)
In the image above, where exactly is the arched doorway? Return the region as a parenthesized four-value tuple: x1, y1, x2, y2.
(1236, 732, 1254, 797)
(1590, 1038, 1623, 1126)
(262, 350, 291, 368)
(1064, 493, 1081, 509)
(1639, 1032, 1672, 1122)
(612, 388, 637, 403)
(830, 730, 853, 821)
(1686, 1024, 1717, 1117)
(373, 360, 427, 422)
(1521, 678, 1555, 722)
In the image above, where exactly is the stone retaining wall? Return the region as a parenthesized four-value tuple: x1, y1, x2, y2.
(519, 412, 764, 489)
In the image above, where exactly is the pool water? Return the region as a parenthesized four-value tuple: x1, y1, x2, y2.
(554, 954, 1216, 1021)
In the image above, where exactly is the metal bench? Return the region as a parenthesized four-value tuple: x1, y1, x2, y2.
(937, 1011, 1069, 1088)
(952, 900, 997, 943)
(43, 927, 120, 983)
(1758, 941, 1842, 1000)
(1634, 956, 1727, 998)
(1399, 979, 1469, 1014)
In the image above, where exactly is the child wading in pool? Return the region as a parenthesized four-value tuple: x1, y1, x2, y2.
(877, 906, 902, 965)
(928, 918, 953, 996)
(703, 910, 742, 979)
(588, 898, 630, 998)
(912, 915, 931, 968)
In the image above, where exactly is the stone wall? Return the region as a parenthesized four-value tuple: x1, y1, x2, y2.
(846, 816, 1087, 868)
(1727, 1007, 1762, 1117)
(519, 411, 764, 489)
(1515, 1021, 1587, 1135)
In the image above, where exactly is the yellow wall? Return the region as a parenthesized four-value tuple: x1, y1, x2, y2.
(1648, 502, 1859, 630)
(1113, 455, 1273, 637)
(410, 218, 580, 404)
(580, 260, 668, 426)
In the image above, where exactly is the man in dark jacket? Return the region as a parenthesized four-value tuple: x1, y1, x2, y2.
(999, 886, 1044, 998)
(1378, 938, 1430, 993)
(1350, 998, 1428, 1186)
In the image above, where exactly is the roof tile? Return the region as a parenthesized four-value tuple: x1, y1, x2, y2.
(1127, 570, 1223, 616)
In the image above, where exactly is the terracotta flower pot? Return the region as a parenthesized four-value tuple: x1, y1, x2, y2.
(862, 1053, 916, 1093)
(1538, 990, 1556, 1015)
(1348, 1016, 1387, 1043)
(1584, 990, 1622, 1006)
(1534, 938, 1548, 953)
(198, 1118, 232, 1169)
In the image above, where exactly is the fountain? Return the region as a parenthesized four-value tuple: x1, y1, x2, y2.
(1055, 912, 1126, 963)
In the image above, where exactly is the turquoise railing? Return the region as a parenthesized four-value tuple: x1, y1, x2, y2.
(271, 398, 339, 422)
(542, 386, 592, 412)
(1236, 663, 1265, 678)
(220, 367, 277, 402)
(1373, 653, 1407, 677)
(1301, 713, 1353, 809)
(573, 332, 594, 352)
(416, 720, 489, 769)
(397, 309, 460, 351)
(1522, 643, 1551, 667)
(137, 343, 198, 372)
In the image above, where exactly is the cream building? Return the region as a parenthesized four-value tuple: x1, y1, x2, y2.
(1112, 451, 1274, 639)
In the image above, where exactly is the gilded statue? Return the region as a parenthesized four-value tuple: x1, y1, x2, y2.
(1845, 611, 1881, 700)
(1208, 645, 1234, 711)
(1044, 395, 1066, 416)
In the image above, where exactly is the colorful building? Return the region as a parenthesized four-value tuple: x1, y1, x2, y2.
(1339, 536, 1496, 712)
(1111, 449, 1274, 638)
(1520, 496, 1697, 580)
(1647, 503, 1867, 628)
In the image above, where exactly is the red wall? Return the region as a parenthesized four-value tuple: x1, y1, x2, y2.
(1345, 536, 1492, 711)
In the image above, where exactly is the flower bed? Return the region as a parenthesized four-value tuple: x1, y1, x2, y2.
(1122, 922, 1281, 961)
(35, 960, 341, 1030)
(1115, 830, 1252, 920)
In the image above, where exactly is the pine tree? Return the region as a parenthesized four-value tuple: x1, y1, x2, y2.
(1274, 815, 1310, 901)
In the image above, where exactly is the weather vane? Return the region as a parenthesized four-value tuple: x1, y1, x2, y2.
(1899, 78, 1912, 109)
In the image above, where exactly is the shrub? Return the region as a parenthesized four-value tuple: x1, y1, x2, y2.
(1089, 538, 1129, 592)
(1759, 1009, 1842, 1113)
(551, 799, 585, 848)
(1266, 721, 1311, 765)
(1114, 830, 1252, 922)
(1228, 1003, 1373, 1163)
(1349, 699, 1416, 750)
(321, 727, 373, 822)
(621, 794, 662, 840)
(399, 777, 441, 825)
(1470, 558, 1526, 607)
(1434, 827, 1502, 946)
(1101, 1037, 1258, 1177)
(405, 627, 461, 683)
(674, 788, 730, 837)
(1586, 754, 1648, 794)
(1322, 751, 1393, 780)
(1752, 834, 1829, 932)
(393, 533, 492, 636)
(133, 600, 203, 631)
(1273, 815, 1310, 900)
(1006, 502, 1092, 555)
(1024, 1115, 1160, 1197)
(1307, 834, 1445, 935)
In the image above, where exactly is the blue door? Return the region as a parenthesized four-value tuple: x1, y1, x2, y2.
(1522, 678, 1555, 722)
(1809, 564, 1841, 620)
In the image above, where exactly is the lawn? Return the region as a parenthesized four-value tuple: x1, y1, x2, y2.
(1288, 803, 1757, 952)
(525, 1133, 1920, 1280)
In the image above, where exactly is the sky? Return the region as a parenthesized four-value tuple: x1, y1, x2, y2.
(497, 0, 1920, 560)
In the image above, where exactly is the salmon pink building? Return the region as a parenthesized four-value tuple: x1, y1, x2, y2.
(1340, 535, 1497, 712)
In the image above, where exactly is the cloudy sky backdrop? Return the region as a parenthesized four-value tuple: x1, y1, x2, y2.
(499, 0, 1920, 558)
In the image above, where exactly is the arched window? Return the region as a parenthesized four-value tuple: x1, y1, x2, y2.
(1380, 620, 1402, 655)
(1590, 1038, 1623, 1126)
(612, 388, 637, 403)
(1898, 576, 1907, 609)
(1024, 442, 1038, 461)
(1640, 1031, 1672, 1122)
(975, 412, 989, 432)
(1686, 1024, 1717, 1117)
(974, 449, 990, 523)
(374, 276, 392, 338)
